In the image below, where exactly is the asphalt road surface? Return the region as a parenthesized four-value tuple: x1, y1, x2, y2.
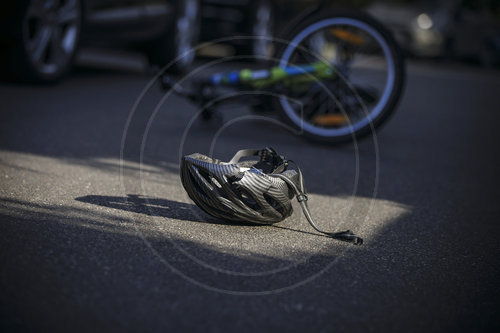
(1, 59, 499, 332)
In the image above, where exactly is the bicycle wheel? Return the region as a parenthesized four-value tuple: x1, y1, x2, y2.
(274, 9, 405, 144)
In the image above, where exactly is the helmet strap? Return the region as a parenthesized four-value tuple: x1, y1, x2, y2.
(270, 161, 363, 245)
(228, 148, 363, 245)
(229, 147, 288, 174)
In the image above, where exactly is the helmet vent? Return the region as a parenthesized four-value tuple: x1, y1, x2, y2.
(187, 167, 210, 197)
(210, 177, 222, 188)
(196, 167, 228, 197)
(196, 167, 218, 188)
(263, 193, 286, 215)
(238, 189, 259, 211)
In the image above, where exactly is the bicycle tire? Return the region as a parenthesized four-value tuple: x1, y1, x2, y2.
(273, 8, 406, 144)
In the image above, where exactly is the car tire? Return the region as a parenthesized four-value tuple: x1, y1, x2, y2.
(148, 0, 200, 73)
(5, 0, 82, 83)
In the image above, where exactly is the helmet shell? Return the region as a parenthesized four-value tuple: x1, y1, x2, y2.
(180, 153, 298, 224)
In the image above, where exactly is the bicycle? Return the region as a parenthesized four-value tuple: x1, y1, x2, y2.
(159, 6, 406, 144)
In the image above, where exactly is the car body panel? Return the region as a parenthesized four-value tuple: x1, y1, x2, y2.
(81, 0, 173, 44)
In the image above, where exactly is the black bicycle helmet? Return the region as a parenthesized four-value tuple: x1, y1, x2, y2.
(181, 147, 363, 245)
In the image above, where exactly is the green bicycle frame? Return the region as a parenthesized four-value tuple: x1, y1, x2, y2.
(209, 62, 336, 90)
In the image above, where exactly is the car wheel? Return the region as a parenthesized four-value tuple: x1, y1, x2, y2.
(9, 0, 82, 82)
(149, 0, 200, 73)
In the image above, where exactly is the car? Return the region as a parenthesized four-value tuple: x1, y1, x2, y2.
(199, 0, 275, 59)
(0, 0, 201, 82)
(367, 0, 500, 66)
(198, 0, 330, 60)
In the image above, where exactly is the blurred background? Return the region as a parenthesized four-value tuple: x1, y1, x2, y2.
(1, 1, 500, 332)
(1, 0, 499, 81)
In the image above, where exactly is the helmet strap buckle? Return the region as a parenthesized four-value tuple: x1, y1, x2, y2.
(296, 193, 308, 202)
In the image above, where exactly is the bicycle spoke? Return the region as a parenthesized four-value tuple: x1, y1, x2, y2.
(303, 90, 329, 120)
(274, 11, 403, 142)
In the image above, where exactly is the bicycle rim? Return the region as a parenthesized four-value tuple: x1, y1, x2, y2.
(278, 17, 398, 139)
